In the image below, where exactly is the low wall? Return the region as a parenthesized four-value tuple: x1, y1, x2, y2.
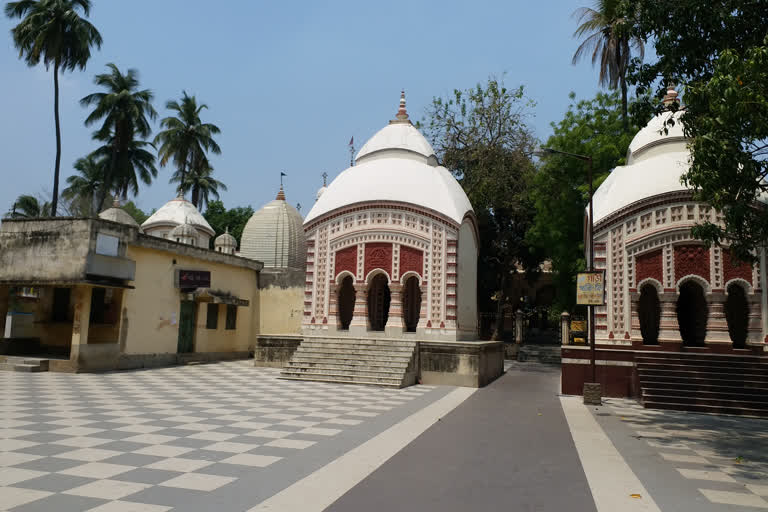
(418, 340, 504, 388)
(253, 335, 303, 368)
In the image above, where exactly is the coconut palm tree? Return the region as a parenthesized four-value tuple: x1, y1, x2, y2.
(80, 63, 157, 207)
(572, 0, 644, 131)
(7, 194, 51, 218)
(5, 0, 102, 217)
(169, 159, 227, 210)
(62, 153, 107, 215)
(154, 92, 221, 197)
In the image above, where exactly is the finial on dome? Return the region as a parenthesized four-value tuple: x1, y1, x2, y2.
(112, 195, 121, 208)
(225, 226, 229, 234)
(391, 90, 410, 124)
(663, 84, 679, 107)
(276, 185, 286, 201)
(322, 171, 328, 187)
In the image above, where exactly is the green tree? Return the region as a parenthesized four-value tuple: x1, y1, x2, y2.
(5, 0, 102, 216)
(625, 0, 768, 257)
(203, 200, 253, 250)
(528, 91, 637, 312)
(154, 91, 222, 201)
(80, 63, 157, 207)
(170, 161, 227, 210)
(572, 0, 643, 131)
(62, 153, 106, 215)
(121, 200, 148, 224)
(422, 78, 540, 339)
(6, 194, 51, 218)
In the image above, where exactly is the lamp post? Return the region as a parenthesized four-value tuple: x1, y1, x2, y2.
(533, 147, 598, 390)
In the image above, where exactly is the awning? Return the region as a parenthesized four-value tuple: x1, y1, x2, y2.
(193, 288, 250, 307)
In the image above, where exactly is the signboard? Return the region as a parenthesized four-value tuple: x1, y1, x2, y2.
(576, 271, 605, 305)
(177, 269, 211, 289)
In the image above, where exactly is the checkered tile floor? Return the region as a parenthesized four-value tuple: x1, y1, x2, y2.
(0, 361, 440, 511)
(603, 399, 768, 510)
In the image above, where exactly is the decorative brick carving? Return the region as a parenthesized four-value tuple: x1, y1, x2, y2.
(400, 245, 423, 277)
(635, 250, 663, 284)
(722, 250, 753, 285)
(674, 245, 710, 283)
(364, 242, 392, 278)
(334, 245, 357, 276)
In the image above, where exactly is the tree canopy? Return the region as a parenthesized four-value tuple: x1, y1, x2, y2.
(528, 91, 637, 312)
(421, 78, 540, 338)
(203, 200, 253, 250)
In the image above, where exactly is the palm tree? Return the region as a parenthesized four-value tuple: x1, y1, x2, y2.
(154, 92, 221, 197)
(80, 63, 157, 207)
(5, 0, 102, 217)
(572, 0, 643, 131)
(62, 153, 106, 215)
(7, 194, 50, 218)
(169, 159, 227, 210)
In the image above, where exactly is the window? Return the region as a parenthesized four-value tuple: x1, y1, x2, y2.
(206, 303, 219, 329)
(225, 305, 237, 330)
(52, 288, 71, 322)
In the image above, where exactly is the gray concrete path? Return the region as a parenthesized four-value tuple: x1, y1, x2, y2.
(327, 363, 597, 512)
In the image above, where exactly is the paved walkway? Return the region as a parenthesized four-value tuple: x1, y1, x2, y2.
(327, 363, 596, 512)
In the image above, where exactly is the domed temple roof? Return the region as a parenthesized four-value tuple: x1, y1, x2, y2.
(240, 186, 306, 268)
(304, 92, 473, 226)
(99, 198, 142, 231)
(169, 222, 198, 239)
(592, 88, 691, 224)
(215, 227, 237, 249)
(141, 196, 214, 236)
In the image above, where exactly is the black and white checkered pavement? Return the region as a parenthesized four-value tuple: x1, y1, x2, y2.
(0, 361, 441, 511)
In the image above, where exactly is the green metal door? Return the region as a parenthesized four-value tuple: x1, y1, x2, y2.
(177, 301, 196, 353)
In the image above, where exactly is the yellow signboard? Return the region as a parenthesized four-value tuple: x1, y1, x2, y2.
(576, 271, 605, 305)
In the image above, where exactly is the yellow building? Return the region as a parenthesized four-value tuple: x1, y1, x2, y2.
(0, 211, 302, 372)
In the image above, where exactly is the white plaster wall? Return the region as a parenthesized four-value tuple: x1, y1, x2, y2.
(457, 219, 478, 339)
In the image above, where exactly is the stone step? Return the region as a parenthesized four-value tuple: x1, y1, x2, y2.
(643, 399, 768, 418)
(637, 361, 768, 374)
(636, 354, 768, 365)
(12, 364, 43, 372)
(305, 338, 417, 347)
(639, 380, 768, 394)
(642, 387, 768, 403)
(285, 363, 407, 376)
(298, 342, 415, 353)
(287, 357, 410, 369)
(294, 348, 414, 360)
(278, 375, 403, 388)
(279, 370, 403, 385)
(637, 368, 768, 382)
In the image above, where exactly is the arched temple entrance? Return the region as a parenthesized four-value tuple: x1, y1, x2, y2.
(402, 276, 421, 332)
(677, 280, 708, 346)
(638, 283, 661, 345)
(368, 274, 390, 331)
(725, 283, 749, 349)
(337, 275, 355, 330)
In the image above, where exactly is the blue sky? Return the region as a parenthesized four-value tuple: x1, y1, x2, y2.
(1, 0, 606, 218)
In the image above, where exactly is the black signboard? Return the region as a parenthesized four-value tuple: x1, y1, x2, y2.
(177, 269, 211, 289)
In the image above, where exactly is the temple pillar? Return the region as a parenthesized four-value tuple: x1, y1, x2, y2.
(658, 292, 681, 344)
(761, 248, 768, 344)
(705, 291, 730, 343)
(327, 283, 338, 330)
(0, 285, 9, 338)
(385, 282, 404, 336)
(417, 284, 429, 331)
(70, 285, 92, 362)
(349, 283, 368, 336)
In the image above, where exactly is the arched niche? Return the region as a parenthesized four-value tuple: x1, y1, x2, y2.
(725, 282, 749, 349)
(402, 275, 422, 332)
(337, 275, 356, 331)
(638, 283, 661, 345)
(677, 279, 708, 346)
(367, 274, 390, 331)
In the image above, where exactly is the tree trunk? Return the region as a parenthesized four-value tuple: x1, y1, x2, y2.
(51, 61, 61, 217)
(191, 184, 199, 209)
(621, 75, 629, 133)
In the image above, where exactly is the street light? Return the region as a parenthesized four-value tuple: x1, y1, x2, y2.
(533, 147, 598, 390)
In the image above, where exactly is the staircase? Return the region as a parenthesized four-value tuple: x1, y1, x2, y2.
(517, 345, 561, 365)
(0, 356, 50, 372)
(280, 337, 418, 388)
(637, 352, 768, 417)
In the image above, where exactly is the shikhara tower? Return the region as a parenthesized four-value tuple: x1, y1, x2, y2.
(302, 92, 479, 340)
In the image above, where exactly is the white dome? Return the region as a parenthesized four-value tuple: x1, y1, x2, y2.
(141, 196, 214, 236)
(215, 229, 237, 248)
(305, 93, 472, 226)
(356, 122, 436, 161)
(240, 188, 306, 268)
(170, 222, 198, 238)
(593, 111, 690, 224)
(627, 110, 686, 162)
(316, 186, 327, 201)
(99, 203, 141, 231)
